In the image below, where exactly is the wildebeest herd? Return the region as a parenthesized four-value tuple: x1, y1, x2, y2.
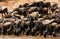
(0, 1, 60, 38)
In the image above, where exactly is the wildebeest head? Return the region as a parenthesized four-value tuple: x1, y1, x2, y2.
(0, 6, 8, 15)
(51, 3, 58, 12)
(22, 3, 30, 7)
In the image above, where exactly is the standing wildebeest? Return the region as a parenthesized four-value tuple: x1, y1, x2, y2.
(2, 18, 15, 35)
(50, 23, 58, 37)
(13, 7, 28, 16)
(28, 17, 36, 36)
(3, 21, 12, 35)
(23, 21, 30, 36)
(32, 20, 43, 36)
(51, 3, 58, 12)
(41, 19, 55, 38)
(13, 19, 22, 36)
(0, 6, 8, 17)
(5, 19, 16, 35)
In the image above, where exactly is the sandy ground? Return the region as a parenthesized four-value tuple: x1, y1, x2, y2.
(0, 0, 60, 12)
(0, 35, 60, 39)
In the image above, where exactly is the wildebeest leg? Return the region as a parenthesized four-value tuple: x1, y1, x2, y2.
(24, 29, 31, 36)
(57, 27, 60, 36)
(3, 26, 7, 35)
(14, 30, 21, 36)
(0, 27, 2, 35)
(52, 31, 56, 37)
(39, 26, 43, 36)
(30, 27, 37, 36)
(43, 27, 48, 38)
(23, 25, 30, 36)
(20, 27, 25, 35)
(7, 26, 14, 35)
(52, 28, 57, 37)
(30, 30, 35, 36)
(14, 27, 21, 36)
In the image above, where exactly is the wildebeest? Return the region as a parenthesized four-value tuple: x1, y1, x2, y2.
(22, 3, 30, 7)
(28, 7, 38, 13)
(2, 18, 16, 35)
(27, 12, 39, 20)
(13, 7, 28, 16)
(42, 2, 51, 8)
(23, 21, 30, 36)
(51, 3, 58, 12)
(2, 19, 14, 35)
(13, 21, 22, 36)
(0, 6, 8, 17)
